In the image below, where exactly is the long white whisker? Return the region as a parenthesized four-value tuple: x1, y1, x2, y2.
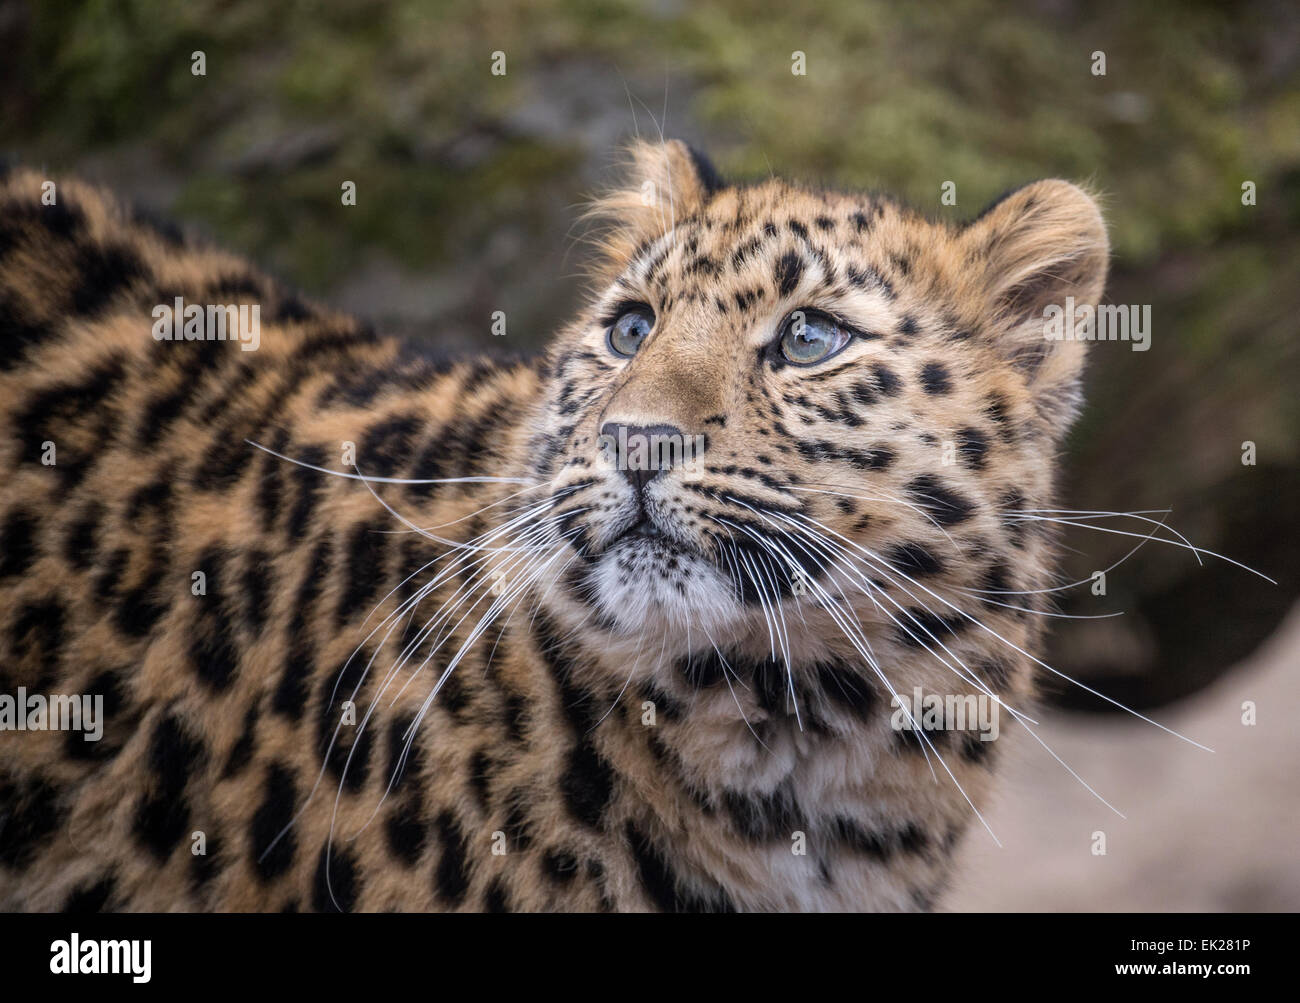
(788, 510, 1212, 754)
(246, 438, 534, 485)
(1015, 514, 1274, 583)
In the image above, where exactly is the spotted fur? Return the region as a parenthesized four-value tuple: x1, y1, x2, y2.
(0, 142, 1107, 911)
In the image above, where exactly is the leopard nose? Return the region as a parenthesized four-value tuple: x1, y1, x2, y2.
(599, 422, 687, 498)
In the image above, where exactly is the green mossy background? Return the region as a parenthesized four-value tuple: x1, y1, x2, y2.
(3, 0, 1297, 706)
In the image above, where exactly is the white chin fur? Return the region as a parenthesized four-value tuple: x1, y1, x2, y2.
(591, 539, 745, 636)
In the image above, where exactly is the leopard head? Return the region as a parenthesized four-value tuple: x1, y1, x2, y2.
(529, 140, 1108, 678)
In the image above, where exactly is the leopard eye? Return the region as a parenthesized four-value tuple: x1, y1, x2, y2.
(607, 305, 655, 358)
(779, 309, 851, 365)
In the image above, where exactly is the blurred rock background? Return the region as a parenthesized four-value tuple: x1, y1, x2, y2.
(2, 0, 1296, 907)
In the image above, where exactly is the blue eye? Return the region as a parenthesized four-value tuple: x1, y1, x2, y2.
(779, 309, 851, 365)
(608, 306, 655, 357)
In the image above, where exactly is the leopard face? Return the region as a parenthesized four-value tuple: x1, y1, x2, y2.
(533, 142, 1108, 672)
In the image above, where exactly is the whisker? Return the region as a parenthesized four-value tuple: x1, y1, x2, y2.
(788, 510, 1211, 755)
(765, 509, 1034, 722)
(773, 513, 1132, 823)
(356, 537, 585, 840)
(961, 595, 1125, 620)
(788, 481, 962, 552)
(246, 438, 534, 485)
(701, 628, 770, 752)
(1016, 514, 1275, 583)
(1009, 507, 1202, 566)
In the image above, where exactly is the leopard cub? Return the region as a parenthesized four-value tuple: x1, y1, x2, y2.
(0, 141, 1107, 911)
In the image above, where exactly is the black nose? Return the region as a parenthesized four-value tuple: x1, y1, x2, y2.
(599, 422, 688, 498)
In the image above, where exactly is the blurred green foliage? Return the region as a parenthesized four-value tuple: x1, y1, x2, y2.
(6, 0, 1297, 283)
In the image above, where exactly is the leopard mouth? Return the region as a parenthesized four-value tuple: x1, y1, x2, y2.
(598, 512, 711, 571)
(609, 515, 687, 556)
(581, 515, 741, 633)
(592, 508, 823, 608)
(620, 516, 663, 540)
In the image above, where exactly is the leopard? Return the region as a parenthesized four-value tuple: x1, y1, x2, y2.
(0, 139, 1108, 912)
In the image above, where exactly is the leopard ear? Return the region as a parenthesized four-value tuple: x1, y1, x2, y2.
(959, 180, 1109, 433)
(582, 139, 723, 282)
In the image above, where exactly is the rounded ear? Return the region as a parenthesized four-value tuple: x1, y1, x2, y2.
(582, 139, 724, 282)
(960, 180, 1110, 433)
